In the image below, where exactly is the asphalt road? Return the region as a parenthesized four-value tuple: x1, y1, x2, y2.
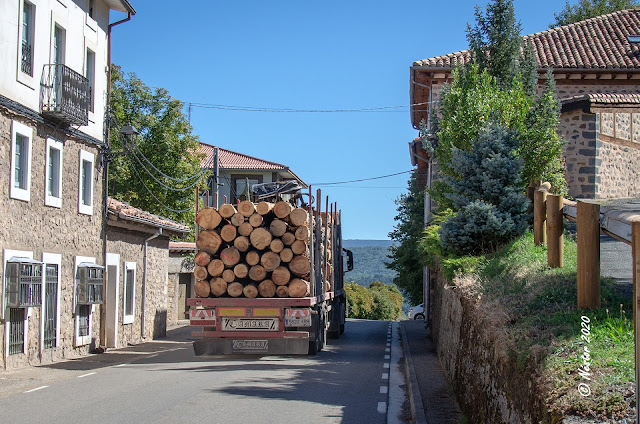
(0, 319, 404, 424)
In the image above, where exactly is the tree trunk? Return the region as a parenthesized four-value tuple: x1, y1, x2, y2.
(194, 266, 208, 281)
(233, 236, 250, 252)
(288, 278, 310, 298)
(261, 251, 281, 272)
(258, 280, 276, 297)
(209, 278, 227, 297)
(196, 230, 222, 254)
(231, 212, 245, 227)
(195, 280, 211, 298)
(269, 238, 284, 253)
(250, 227, 272, 250)
(288, 208, 308, 227)
(194, 251, 211, 267)
(207, 259, 224, 277)
(243, 283, 259, 299)
(249, 265, 267, 282)
(269, 219, 288, 237)
(227, 282, 244, 297)
(220, 246, 241, 267)
(295, 226, 309, 241)
(279, 248, 293, 263)
(256, 201, 274, 215)
(245, 250, 260, 266)
(291, 240, 307, 255)
(289, 255, 311, 277)
(222, 269, 235, 283)
(249, 213, 263, 227)
(196, 208, 222, 230)
(218, 203, 237, 219)
(281, 232, 295, 246)
(238, 200, 256, 217)
(276, 285, 289, 298)
(274, 201, 292, 219)
(238, 222, 254, 237)
(234, 263, 249, 279)
(271, 266, 291, 286)
(220, 224, 237, 242)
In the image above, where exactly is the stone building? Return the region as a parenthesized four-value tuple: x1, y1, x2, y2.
(0, 0, 135, 369)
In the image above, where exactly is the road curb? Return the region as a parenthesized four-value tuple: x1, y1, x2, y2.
(400, 322, 428, 424)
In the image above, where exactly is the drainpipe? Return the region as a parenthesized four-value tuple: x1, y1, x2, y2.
(142, 228, 162, 338)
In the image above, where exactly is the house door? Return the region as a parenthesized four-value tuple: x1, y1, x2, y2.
(178, 273, 191, 320)
(105, 254, 120, 347)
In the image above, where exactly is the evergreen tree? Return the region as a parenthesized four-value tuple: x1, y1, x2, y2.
(551, 0, 639, 28)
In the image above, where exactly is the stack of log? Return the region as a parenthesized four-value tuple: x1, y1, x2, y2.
(193, 200, 329, 299)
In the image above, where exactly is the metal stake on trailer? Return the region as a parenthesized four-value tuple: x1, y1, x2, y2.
(309, 185, 315, 297)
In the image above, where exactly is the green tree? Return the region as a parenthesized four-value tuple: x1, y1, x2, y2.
(108, 64, 206, 228)
(387, 171, 424, 306)
(369, 281, 404, 320)
(345, 282, 373, 319)
(551, 0, 639, 27)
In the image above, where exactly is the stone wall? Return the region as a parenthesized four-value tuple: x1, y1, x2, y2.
(0, 112, 104, 369)
(558, 110, 598, 198)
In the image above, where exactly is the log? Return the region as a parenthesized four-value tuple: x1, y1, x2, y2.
(289, 278, 310, 298)
(291, 240, 307, 255)
(261, 251, 281, 272)
(276, 285, 289, 298)
(295, 226, 309, 241)
(256, 201, 274, 215)
(238, 200, 256, 217)
(209, 278, 227, 297)
(207, 259, 225, 277)
(222, 269, 235, 283)
(234, 263, 249, 279)
(269, 238, 284, 253)
(246, 250, 260, 266)
(258, 280, 276, 298)
(195, 280, 211, 298)
(279, 248, 293, 263)
(196, 230, 222, 254)
(194, 251, 211, 267)
(243, 283, 259, 299)
(233, 236, 250, 252)
(220, 224, 237, 242)
(281, 232, 295, 246)
(274, 201, 292, 219)
(249, 265, 267, 282)
(194, 266, 208, 281)
(269, 219, 288, 237)
(289, 208, 308, 227)
(249, 213, 263, 227)
(271, 266, 291, 286)
(238, 222, 254, 237)
(196, 208, 222, 230)
(289, 255, 311, 277)
(231, 212, 245, 227)
(227, 282, 244, 297)
(250, 227, 272, 250)
(220, 246, 241, 267)
(218, 203, 237, 219)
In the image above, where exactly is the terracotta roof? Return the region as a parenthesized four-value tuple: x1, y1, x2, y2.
(107, 197, 190, 233)
(413, 9, 640, 70)
(564, 92, 640, 104)
(169, 241, 196, 252)
(197, 143, 288, 170)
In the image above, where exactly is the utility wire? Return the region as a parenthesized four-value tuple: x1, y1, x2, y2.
(186, 101, 431, 113)
(310, 170, 413, 186)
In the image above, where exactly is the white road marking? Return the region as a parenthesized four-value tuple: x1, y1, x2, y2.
(383, 362, 390, 369)
(378, 401, 387, 413)
(114, 363, 128, 367)
(382, 372, 389, 380)
(380, 386, 388, 394)
(385, 347, 390, 352)
(148, 353, 159, 358)
(24, 386, 48, 393)
(385, 354, 390, 360)
(386, 342, 391, 347)
(77, 372, 96, 378)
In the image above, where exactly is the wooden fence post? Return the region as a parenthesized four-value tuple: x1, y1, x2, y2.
(547, 194, 564, 268)
(533, 182, 551, 246)
(632, 221, 640, 424)
(577, 200, 600, 309)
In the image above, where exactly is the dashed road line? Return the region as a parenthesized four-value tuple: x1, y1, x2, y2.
(382, 372, 389, 380)
(380, 386, 388, 394)
(24, 386, 48, 393)
(378, 401, 387, 413)
(77, 372, 96, 378)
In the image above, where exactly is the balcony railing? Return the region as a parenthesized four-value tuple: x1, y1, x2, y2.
(21, 42, 33, 76)
(40, 64, 89, 126)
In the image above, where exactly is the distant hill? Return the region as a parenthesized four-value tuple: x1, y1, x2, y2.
(342, 240, 397, 287)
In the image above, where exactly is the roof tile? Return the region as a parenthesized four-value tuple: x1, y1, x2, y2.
(197, 143, 289, 170)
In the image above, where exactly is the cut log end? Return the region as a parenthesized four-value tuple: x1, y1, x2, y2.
(207, 259, 225, 277)
(210, 278, 228, 297)
(238, 200, 256, 217)
(218, 203, 237, 219)
(195, 280, 211, 298)
(227, 282, 244, 298)
(258, 280, 276, 298)
(289, 278, 310, 298)
(196, 208, 222, 230)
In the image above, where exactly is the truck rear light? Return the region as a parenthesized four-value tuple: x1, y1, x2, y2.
(218, 307, 246, 316)
(252, 308, 280, 317)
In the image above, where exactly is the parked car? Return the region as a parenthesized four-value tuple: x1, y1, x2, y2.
(409, 303, 425, 320)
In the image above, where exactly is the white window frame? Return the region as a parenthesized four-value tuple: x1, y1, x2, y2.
(16, 0, 36, 88)
(78, 150, 94, 215)
(123, 262, 136, 325)
(10, 120, 33, 202)
(85, 0, 97, 32)
(85, 47, 96, 115)
(3, 249, 33, 362)
(41, 253, 61, 352)
(74, 256, 95, 347)
(45, 137, 63, 208)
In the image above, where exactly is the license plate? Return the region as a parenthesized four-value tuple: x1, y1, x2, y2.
(285, 309, 311, 327)
(233, 340, 268, 351)
(222, 318, 279, 331)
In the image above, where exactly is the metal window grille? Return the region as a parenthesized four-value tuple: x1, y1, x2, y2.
(21, 42, 32, 76)
(5, 259, 42, 307)
(78, 305, 90, 337)
(76, 264, 103, 305)
(9, 308, 25, 355)
(43, 264, 58, 349)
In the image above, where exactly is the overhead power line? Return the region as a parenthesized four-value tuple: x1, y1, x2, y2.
(310, 170, 413, 186)
(186, 102, 431, 113)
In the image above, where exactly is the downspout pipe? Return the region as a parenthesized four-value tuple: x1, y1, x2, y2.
(143, 228, 162, 339)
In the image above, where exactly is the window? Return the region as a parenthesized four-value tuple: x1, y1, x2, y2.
(45, 138, 63, 208)
(123, 262, 136, 324)
(10, 120, 32, 202)
(88, 0, 94, 18)
(43, 263, 59, 348)
(77, 305, 90, 338)
(231, 175, 262, 202)
(74, 256, 94, 346)
(53, 25, 65, 65)
(9, 308, 25, 355)
(21, 1, 34, 76)
(85, 49, 95, 113)
(78, 150, 94, 215)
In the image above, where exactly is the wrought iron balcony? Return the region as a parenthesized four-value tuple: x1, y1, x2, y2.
(40, 64, 90, 126)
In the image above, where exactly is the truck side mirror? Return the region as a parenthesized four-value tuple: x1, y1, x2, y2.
(344, 249, 354, 272)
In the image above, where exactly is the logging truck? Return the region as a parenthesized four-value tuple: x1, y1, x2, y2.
(187, 186, 353, 355)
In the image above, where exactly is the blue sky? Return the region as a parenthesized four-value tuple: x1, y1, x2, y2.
(111, 0, 572, 240)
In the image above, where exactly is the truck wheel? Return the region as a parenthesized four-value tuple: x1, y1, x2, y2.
(339, 323, 345, 335)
